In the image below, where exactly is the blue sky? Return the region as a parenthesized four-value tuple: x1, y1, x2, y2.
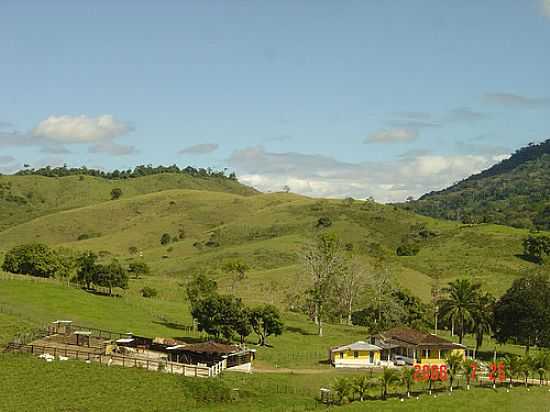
(1, 0, 549, 201)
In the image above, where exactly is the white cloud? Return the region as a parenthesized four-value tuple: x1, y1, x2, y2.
(179, 143, 219, 155)
(1, 115, 135, 157)
(32, 115, 131, 143)
(228, 146, 508, 202)
(364, 128, 418, 144)
(482, 93, 550, 107)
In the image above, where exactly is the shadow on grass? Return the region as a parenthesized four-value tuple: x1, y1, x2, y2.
(152, 320, 194, 331)
(285, 326, 317, 336)
(82, 288, 121, 298)
(514, 254, 543, 265)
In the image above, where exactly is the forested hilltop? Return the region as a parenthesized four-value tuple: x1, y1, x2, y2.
(11, 164, 238, 180)
(400, 139, 550, 230)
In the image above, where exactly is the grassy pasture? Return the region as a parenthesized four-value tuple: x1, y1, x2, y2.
(1, 353, 549, 412)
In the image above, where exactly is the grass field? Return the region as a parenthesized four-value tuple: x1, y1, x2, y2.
(2, 353, 549, 412)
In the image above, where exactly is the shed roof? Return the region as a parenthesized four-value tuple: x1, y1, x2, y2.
(177, 341, 241, 354)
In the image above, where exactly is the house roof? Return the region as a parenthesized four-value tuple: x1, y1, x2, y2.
(377, 327, 465, 349)
(331, 341, 381, 353)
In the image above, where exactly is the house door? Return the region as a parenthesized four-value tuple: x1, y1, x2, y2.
(369, 352, 374, 364)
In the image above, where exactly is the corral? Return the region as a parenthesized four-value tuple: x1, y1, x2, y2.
(5, 320, 255, 377)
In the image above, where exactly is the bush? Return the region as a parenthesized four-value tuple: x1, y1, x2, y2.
(160, 233, 171, 245)
(141, 286, 158, 298)
(128, 246, 138, 255)
(396, 242, 420, 256)
(316, 216, 332, 228)
(110, 188, 122, 200)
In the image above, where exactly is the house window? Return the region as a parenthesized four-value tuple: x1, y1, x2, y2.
(339, 352, 344, 359)
(354, 351, 359, 358)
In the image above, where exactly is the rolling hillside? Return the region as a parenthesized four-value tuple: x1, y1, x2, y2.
(400, 139, 550, 229)
(0, 172, 543, 304)
(0, 172, 257, 231)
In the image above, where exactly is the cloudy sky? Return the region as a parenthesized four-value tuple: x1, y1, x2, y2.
(1, 0, 549, 201)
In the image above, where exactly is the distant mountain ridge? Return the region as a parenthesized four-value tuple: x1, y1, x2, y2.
(400, 139, 550, 229)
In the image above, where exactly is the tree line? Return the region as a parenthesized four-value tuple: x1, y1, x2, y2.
(12, 164, 238, 181)
(1, 243, 150, 296)
(186, 274, 283, 346)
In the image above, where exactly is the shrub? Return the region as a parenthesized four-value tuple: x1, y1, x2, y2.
(160, 233, 171, 245)
(110, 188, 122, 200)
(141, 286, 158, 298)
(396, 242, 420, 256)
(128, 246, 138, 255)
(316, 216, 332, 228)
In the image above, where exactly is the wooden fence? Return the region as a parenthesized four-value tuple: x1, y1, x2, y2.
(5, 342, 219, 377)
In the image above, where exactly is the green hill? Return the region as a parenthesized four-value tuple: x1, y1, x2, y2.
(0, 172, 257, 231)
(399, 139, 550, 229)
(0, 179, 542, 301)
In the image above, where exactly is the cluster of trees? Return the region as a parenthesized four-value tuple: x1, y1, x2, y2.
(1, 243, 149, 296)
(75, 252, 129, 295)
(493, 272, 550, 351)
(523, 235, 550, 263)
(186, 274, 283, 346)
(435, 272, 550, 354)
(401, 139, 550, 230)
(13, 164, 238, 181)
(330, 350, 550, 405)
(295, 233, 431, 336)
(2, 243, 71, 278)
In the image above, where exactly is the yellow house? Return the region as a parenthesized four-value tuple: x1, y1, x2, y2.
(372, 327, 466, 366)
(329, 341, 382, 368)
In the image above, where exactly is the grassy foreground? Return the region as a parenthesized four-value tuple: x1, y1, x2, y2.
(1, 353, 549, 412)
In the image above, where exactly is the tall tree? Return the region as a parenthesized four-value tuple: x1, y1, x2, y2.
(94, 259, 129, 296)
(333, 257, 365, 325)
(249, 304, 284, 346)
(472, 292, 495, 358)
(185, 274, 218, 312)
(76, 251, 99, 289)
(439, 278, 481, 344)
(222, 260, 250, 293)
(303, 233, 346, 336)
(493, 272, 550, 352)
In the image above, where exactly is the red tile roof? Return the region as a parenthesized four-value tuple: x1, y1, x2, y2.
(378, 327, 464, 348)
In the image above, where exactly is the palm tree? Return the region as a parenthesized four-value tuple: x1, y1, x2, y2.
(463, 359, 477, 390)
(504, 355, 521, 389)
(446, 352, 464, 392)
(530, 351, 550, 386)
(518, 356, 532, 388)
(353, 375, 373, 402)
(332, 377, 353, 404)
(472, 292, 495, 358)
(439, 279, 481, 344)
(379, 367, 400, 400)
(401, 367, 415, 398)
